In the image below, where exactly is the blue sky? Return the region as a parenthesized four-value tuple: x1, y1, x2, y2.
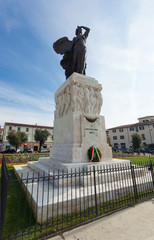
(0, 0, 153, 129)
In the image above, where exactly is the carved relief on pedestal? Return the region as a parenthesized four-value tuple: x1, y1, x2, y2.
(55, 81, 103, 119)
(83, 87, 90, 113)
(70, 84, 83, 112)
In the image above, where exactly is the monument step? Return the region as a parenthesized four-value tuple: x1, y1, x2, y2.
(40, 158, 131, 173)
(28, 161, 62, 176)
(27, 159, 148, 188)
(13, 164, 39, 179)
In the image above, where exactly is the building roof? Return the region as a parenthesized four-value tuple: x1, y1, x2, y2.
(138, 116, 154, 119)
(4, 122, 53, 129)
(107, 121, 154, 130)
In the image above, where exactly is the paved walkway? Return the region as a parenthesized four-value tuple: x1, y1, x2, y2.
(50, 199, 154, 240)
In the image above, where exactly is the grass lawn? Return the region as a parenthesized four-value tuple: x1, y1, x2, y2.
(117, 156, 154, 167)
(1, 166, 58, 240)
(1, 167, 38, 240)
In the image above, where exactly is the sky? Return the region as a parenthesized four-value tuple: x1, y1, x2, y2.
(0, 0, 154, 129)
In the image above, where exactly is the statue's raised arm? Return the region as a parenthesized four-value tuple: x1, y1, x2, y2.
(79, 26, 90, 39)
(53, 26, 90, 79)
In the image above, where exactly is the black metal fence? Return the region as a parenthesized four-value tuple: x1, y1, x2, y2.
(0, 157, 154, 240)
(0, 155, 10, 240)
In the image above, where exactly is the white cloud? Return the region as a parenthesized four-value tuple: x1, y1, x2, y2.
(5, 18, 21, 33)
(0, 106, 53, 128)
(0, 0, 22, 33)
(128, 0, 154, 70)
(90, 45, 139, 72)
(0, 80, 55, 112)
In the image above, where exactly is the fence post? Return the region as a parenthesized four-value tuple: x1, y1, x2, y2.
(0, 155, 10, 240)
(130, 162, 138, 201)
(149, 158, 154, 187)
(93, 166, 98, 217)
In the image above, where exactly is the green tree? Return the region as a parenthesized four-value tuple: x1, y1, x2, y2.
(7, 130, 27, 150)
(131, 133, 142, 152)
(34, 129, 50, 152)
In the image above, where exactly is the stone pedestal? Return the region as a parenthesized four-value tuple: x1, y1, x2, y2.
(44, 73, 112, 169)
(51, 111, 112, 162)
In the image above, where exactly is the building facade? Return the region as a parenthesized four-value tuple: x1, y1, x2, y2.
(107, 116, 154, 150)
(2, 122, 53, 151)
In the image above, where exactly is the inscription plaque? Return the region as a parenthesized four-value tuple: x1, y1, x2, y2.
(84, 119, 99, 137)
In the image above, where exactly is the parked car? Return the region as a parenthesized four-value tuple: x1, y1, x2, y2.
(40, 148, 50, 153)
(148, 149, 154, 155)
(16, 149, 21, 153)
(26, 148, 33, 153)
(142, 149, 154, 154)
(2, 149, 16, 154)
(140, 149, 146, 154)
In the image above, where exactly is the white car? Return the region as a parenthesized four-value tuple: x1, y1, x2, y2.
(41, 149, 50, 153)
(16, 149, 21, 153)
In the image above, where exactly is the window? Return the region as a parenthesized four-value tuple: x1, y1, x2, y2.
(17, 127, 20, 131)
(136, 127, 138, 132)
(119, 128, 123, 132)
(26, 128, 29, 132)
(9, 126, 12, 131)
(142, 134, 145, 140)
(120, 135, 124, 139)
(112, 129, 116, 133)
(114, 143, 118, 148)
(130, 127, 134, 131)
(121, 143, 126, 148)
(113, 136, 117, 140)
(139, 126, 144, 130)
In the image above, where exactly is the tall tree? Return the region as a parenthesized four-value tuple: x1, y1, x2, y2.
(7, 130, 27, 150)
(34, 129, 50, 152)
(131, 133, 142, 152)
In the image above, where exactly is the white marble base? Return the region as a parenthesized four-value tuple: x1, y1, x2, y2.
(42, 73, 112, 170)
(13, 163, 152, 223)
(30, 158, 130, 173)
(28, 159, 132, 188)
(50, 112, 112, 164)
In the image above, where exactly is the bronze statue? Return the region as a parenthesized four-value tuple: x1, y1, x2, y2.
(53, 26, 90, 79)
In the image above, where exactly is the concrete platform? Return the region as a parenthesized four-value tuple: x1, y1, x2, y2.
(13, 161, 152, 223)
(28, 157, 131, 173)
